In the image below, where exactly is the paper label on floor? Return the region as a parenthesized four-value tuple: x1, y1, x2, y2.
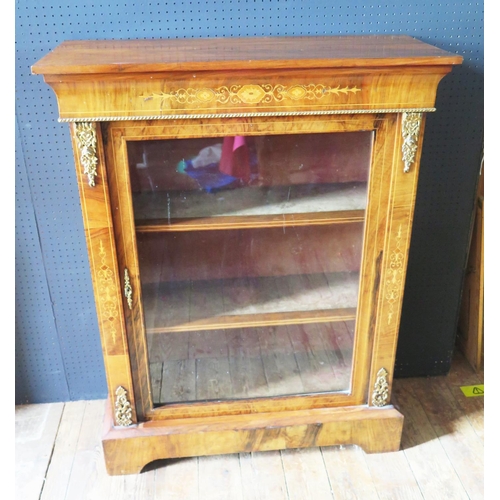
(460, 384, 484, 397)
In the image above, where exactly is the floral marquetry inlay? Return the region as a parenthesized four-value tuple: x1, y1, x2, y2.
(142, 83, 361, 107)
(97, 240, 119, 345)
(385, 225, 405, 325)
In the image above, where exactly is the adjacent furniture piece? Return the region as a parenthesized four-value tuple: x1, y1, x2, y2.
(458, 159, 484, 372)
(33, 35, 462, 475)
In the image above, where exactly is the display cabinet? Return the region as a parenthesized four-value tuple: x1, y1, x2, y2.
(32, 36, 462, 475)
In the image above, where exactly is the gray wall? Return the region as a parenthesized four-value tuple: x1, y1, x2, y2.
(15, 0, 484, 404)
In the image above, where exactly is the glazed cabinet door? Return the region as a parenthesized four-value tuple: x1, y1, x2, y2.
(101, 113, 417, 422)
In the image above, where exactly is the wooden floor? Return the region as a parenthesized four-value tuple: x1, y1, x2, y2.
(16, 351, 484, 500)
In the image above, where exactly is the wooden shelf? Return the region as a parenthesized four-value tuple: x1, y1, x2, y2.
(134, 182, 367, 232)
(136, 209, 365, 232)
(146, 308, 357, 333)
(142, 271, 359, 333)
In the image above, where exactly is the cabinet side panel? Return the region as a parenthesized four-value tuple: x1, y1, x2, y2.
(69, 122, 137, 424)
(368, 113, 426, 405)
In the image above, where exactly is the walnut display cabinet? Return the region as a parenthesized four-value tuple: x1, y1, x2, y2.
(32, 36, 462, 475)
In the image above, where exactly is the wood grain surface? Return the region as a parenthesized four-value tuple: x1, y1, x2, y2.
(32, 35, 462, 75)
(31, 36, 463, 475)
(32, 37, 462, 121)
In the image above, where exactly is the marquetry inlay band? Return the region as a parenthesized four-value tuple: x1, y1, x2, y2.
(59, 108, 436, 122)
(372, 368, 390, 407)
(385, 224, 405, 326)
(141, 83, 362, 106)
(97, 240, 118, 345)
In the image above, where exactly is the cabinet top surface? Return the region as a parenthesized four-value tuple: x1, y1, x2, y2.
(32, 35, 462, 75)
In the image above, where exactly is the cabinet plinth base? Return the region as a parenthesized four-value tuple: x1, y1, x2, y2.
(102, 399, 403, 475)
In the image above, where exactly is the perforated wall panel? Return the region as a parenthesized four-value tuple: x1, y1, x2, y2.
(16, 1, 483, 403)
(15, 115, 70, 403)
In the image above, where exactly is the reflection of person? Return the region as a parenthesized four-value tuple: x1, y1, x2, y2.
(175, 137, 258, 192)
(219, 136, 251, 182)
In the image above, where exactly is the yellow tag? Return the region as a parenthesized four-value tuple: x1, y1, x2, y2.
(460, 385, 484, 397)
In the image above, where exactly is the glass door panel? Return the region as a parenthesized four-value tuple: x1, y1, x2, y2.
(129, 132, 371, 228)
(148, 322, 356, 405)
(127, 131, 373, 406)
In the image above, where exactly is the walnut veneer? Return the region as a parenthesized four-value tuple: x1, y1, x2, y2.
(33, 35, 462, 475)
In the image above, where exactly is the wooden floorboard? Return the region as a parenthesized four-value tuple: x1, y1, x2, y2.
(392, 381, 470, 500)
(153, 457, 199, 500)
(321, 445, 380, 499)
(15, 351, 484, 500)
(280, 447, 334, 500)
(39, 401, 87, 500)
(15, 402, 64, 500)
(238, 451, 289, 500)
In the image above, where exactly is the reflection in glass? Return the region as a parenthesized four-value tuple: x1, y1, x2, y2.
(128, 133, 372, 222)
(148, 322, 356, 404)
(127, 132, 373, 406)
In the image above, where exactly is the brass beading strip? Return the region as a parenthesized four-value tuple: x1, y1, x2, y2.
(60, 108, 436, 122)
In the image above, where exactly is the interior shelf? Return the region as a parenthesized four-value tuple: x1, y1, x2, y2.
(142, 271, 360, 333)
(133, 182, 367, 232)
(136, 210, 365, 232)
(145, 308, 357, 333)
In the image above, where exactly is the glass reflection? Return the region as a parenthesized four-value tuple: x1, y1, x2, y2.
(127, 132, 373, 406)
